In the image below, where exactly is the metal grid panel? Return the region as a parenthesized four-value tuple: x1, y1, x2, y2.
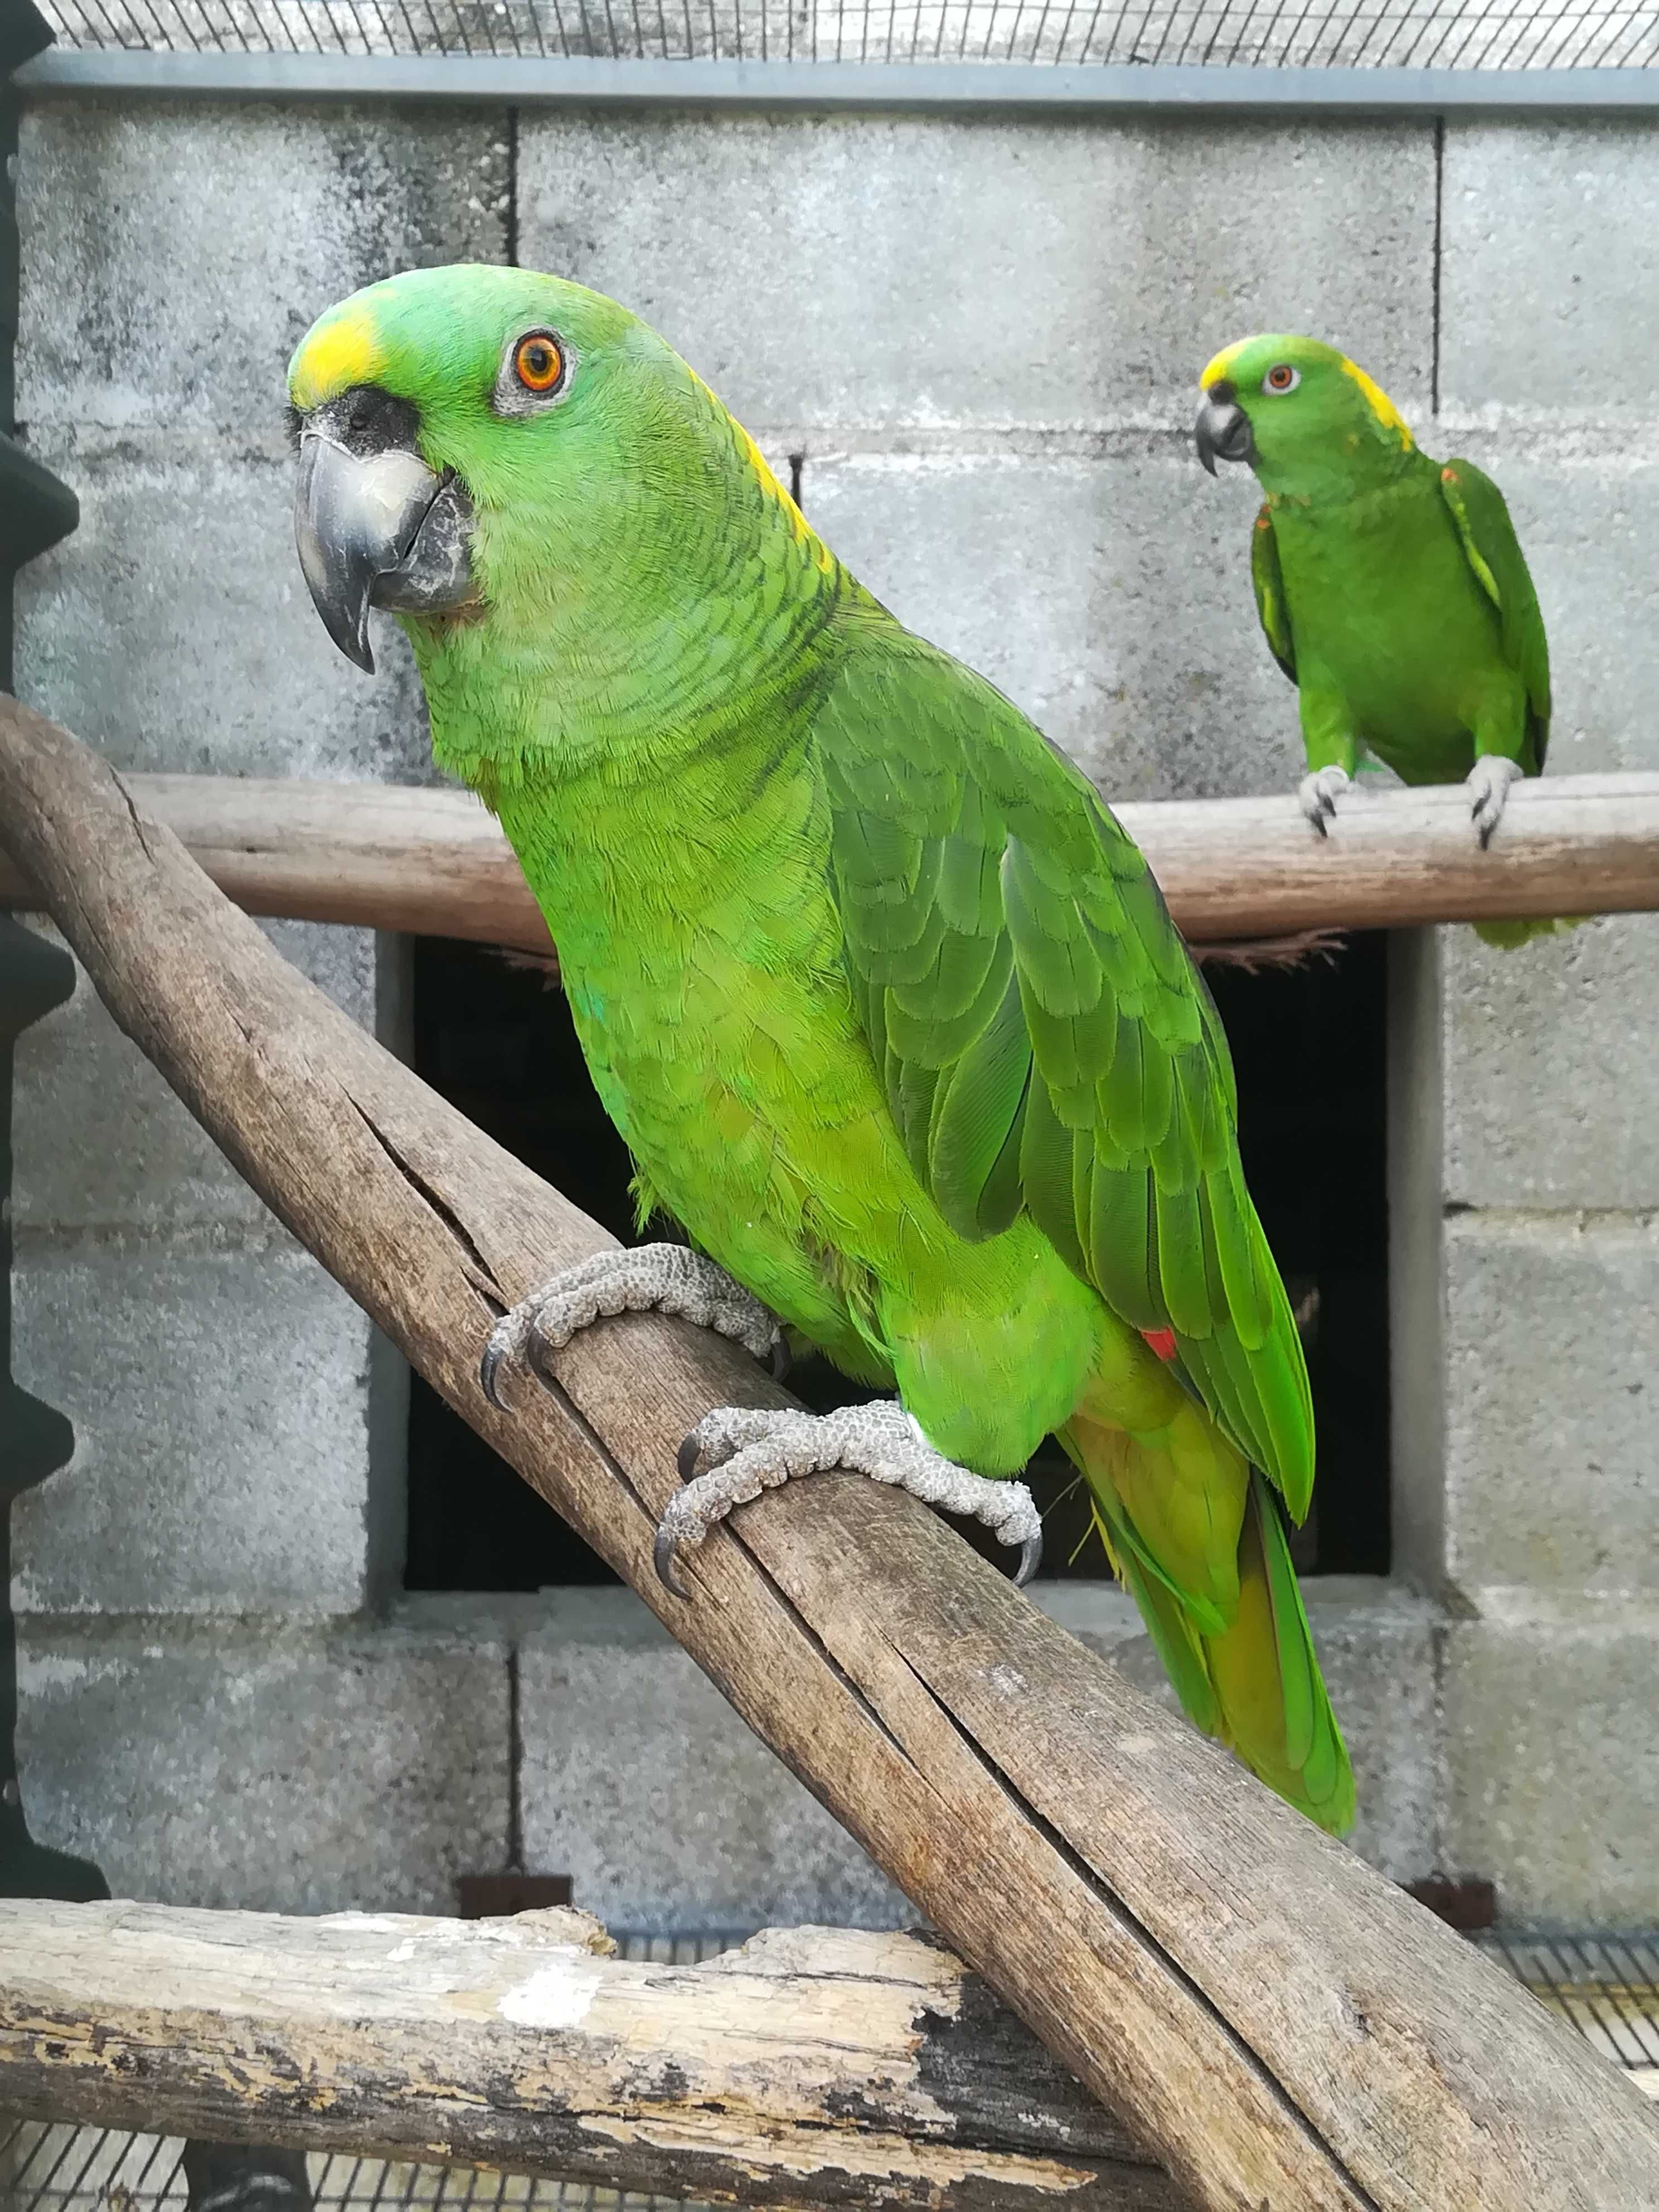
(0, 2122, 718, 2212)
(1476, 1929, 1659, 2098)
(35, 0, 1659, 69)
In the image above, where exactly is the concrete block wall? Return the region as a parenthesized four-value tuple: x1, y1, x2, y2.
(9, 101, 515, 1910)
(523, 112, 1437, 798)
(8, 95, 1655, 1926)
(1405, 120, 1659, 1928)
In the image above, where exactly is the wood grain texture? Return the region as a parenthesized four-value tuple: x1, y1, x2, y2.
(2, 695, 1656, 2212)
(0, 1901, 1179, 2211)
(1, 767, 1655, 948)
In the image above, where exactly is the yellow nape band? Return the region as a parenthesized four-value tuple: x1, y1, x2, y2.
(289, 305, 387, 412)
(1339, 356, 1414, 449)
(1200, 341, 1245, 390)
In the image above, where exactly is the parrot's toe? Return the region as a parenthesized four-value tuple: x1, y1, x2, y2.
(479, 1243, 782, 1408)
(1297, 764, 1351, 838)
(1466, 755, 1524, 849)
(657, 1400, 1042, 1596)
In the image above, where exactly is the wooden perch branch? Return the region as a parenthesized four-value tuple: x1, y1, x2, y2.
(2, 693, 1657, 2212)
(0, 1901, 1175, 2212)
(1, 767, 1656, 950)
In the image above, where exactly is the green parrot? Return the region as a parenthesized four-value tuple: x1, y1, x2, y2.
(289, 265, 1353, 1832)
(1195, 332, 1565, 950)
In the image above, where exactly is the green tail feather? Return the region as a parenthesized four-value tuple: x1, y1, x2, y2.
(1065, 1429, 1355, 1835)
(1472, 914, 1587, 951)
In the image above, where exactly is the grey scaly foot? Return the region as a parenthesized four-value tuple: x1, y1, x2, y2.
(657, 1400, 1042, 1597)
(481, 1244, 785, 1407)
(1297, 763, 1351, 837)
(1466, 755, 1523, 848)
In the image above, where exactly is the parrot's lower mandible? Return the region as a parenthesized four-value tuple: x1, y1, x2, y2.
(1195, 331, 1574, 950)
(289, 266, 1354, 1832)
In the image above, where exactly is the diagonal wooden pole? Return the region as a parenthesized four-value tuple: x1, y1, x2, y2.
(2, 694, 1656, 2212)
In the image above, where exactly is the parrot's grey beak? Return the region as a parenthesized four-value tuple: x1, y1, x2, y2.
(294, 401, 477, 674)
(1194, 382, 1256, 477)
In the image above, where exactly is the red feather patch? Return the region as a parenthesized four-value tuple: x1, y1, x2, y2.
(1143, 1328, 1178, 1362)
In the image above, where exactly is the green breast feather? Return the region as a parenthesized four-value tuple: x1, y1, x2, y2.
(1250, 461, 1551, 777)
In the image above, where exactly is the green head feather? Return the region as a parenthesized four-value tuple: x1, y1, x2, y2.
(288, 263, 834, 785)
(1198, 333, 1418, 502)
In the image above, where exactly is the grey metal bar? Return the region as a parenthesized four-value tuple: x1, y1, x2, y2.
(13, 46, 1659, 108)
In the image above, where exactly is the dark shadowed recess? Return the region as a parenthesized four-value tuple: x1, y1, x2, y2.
(405, 932, 1390, 1592)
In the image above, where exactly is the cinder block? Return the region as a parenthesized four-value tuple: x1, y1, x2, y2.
(809, 443, 1659, 802)
(517, 1591, 908, 1931)
(806, 449, 1305, 799)
(14, 1614, 511, 1912)
(519, 1582, 1437, 1927)
(12, 919, 389, 1235)
(13, 437, 437, 782)
(1042, 1577, 1442, 1881)
(11, 1244, 392, 1616)
(1442, 121, 1659, 423)
(1445, 1607, 1659, 1926)
(519, 115, 1434, 432)
(16, 100, 509, 434)
(1442, 913, 1659, 1212)
(1443, 1214, 1659, 1600)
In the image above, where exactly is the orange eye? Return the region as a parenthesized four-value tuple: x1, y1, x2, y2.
(1263, 363, 1301, 395)
(513, 332, 565, 394)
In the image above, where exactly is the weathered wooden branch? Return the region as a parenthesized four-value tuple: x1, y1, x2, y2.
(2, 693, 1657, 2212)
(1, 766, 1655, 949)
(0, 1900, 1177, 2211)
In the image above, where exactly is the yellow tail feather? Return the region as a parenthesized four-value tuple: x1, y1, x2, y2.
(1060, 1408, 1355, 1835)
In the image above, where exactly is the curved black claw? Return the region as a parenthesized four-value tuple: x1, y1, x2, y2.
(767, 1334, 792, 1383)
(653, 1521, 691, 1600)
(479, 1333, 510, 1410)
(676, 1429, 704, 1485)
(1015, 1530, 1042, 1587)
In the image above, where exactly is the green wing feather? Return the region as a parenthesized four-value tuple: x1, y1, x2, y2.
(814, 618, 1314, 1519)
(1438, 459, 1552, 772)
(1249, 506, 1297, 684)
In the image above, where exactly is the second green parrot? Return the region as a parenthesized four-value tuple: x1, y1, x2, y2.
(288, 266, 1353, 1832)
(1196, 333, 1566, 949)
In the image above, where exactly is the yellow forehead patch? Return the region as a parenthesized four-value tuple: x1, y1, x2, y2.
(289, 305, 387, 413)
(1339, 356, 1414, 450)
(1200, 341, 1245, 391)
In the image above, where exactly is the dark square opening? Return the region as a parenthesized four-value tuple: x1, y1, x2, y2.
(404, 930, 1390, 1591)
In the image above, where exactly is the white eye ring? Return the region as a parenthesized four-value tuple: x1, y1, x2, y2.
(1262, 364, 1301, 395)
(493, 327, 576, 419)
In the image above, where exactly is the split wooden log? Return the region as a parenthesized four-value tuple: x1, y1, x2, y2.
(3, 692, 1657, 2212)
(1, 766, 1655, 950)
(0, 1900, 1177, 2211)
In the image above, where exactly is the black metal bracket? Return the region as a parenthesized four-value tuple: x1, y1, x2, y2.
(3, 0, 78, 688)
(0, 0, 103, 1909)
(0, 433, 77, 567)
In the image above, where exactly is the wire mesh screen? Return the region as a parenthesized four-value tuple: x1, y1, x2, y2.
(35, 0, 1659, 69)
(0, 2124, 711, 2212)
(1476, 1929, 1659, 2095)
